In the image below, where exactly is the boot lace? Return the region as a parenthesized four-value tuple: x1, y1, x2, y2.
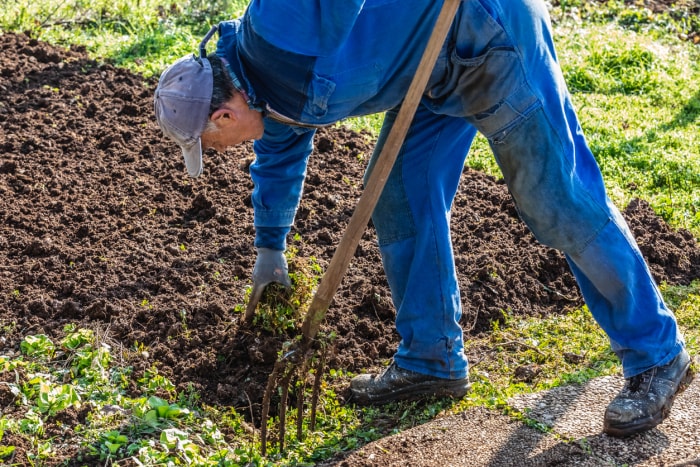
(624, 367, 657, 394)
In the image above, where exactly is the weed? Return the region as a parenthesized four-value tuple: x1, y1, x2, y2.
(251, 249, 321, 334)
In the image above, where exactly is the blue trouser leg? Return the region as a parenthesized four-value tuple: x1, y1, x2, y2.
(365, 104, 477, 379)
(424, 0, 683, 376)
(566, 215, 684, 376)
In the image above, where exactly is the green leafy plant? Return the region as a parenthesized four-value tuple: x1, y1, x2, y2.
(20, 334, 55, 360)
(36, 382, 80, 416)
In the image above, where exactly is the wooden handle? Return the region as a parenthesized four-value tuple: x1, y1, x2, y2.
(301, 0, 461, 342)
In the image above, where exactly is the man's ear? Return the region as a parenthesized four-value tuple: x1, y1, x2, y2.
(210, 107, 238, 128)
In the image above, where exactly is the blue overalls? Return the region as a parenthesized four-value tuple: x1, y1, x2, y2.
(216, 0, 684, 380)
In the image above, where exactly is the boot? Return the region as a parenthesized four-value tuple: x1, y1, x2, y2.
(350, 361, 470, 405)
(604, 349, 693, 437)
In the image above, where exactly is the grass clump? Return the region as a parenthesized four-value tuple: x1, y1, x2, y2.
(555, 10, 700, 235)
(661, 280, 700, 356)
(461, 307, 619, 414)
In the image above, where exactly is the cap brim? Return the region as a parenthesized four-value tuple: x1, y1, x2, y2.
(182, 138, 203, 177)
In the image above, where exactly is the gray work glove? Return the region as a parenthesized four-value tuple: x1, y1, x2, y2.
(252, 247, 292, 289)
(245, 248, 291, 322)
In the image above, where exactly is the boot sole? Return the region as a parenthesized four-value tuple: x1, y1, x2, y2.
(351, 379, 471, 405)
(603, 363, 694, 437)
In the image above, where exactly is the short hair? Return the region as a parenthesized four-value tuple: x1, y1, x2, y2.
(207, 54, 235, 115)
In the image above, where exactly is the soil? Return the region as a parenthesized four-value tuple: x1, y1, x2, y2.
(0, 21, 698, 466)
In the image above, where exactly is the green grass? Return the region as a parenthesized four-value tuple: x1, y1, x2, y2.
(557, 22, 700, 234)
(1, 0, 700, 465)
(0, 0, 249, 77)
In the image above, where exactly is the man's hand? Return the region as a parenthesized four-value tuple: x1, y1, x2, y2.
(244, 248, 291, 322)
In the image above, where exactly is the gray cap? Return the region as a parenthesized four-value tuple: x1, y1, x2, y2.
(154, 54, 213, 177)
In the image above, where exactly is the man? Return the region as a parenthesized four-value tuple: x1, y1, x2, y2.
(154, 0, 692, 437)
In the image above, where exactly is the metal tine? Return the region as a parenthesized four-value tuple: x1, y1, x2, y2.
(277, 365, 295, 452)
(295, 350, 313, 441)
(243, 282, 266, 323)
(310, 345, 328, 432)
(260, 359, 284, 457)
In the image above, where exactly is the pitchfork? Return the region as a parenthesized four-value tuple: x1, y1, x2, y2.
(251, 0, 462, 456)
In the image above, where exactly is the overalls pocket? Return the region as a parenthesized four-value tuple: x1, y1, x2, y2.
(302, 61, 383, 122)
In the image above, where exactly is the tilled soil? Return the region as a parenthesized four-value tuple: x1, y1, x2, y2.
(0, 31, 699, 465)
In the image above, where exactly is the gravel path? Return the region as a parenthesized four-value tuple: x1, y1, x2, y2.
(322, 369, 699, 466)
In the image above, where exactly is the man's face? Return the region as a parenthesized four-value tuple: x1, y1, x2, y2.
(201, 92, 264, 151)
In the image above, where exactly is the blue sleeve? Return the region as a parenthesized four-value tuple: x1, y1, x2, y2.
(246, 0, 366, 56)
(254, 226, 288, 251)
(250, 118, 317, 250)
